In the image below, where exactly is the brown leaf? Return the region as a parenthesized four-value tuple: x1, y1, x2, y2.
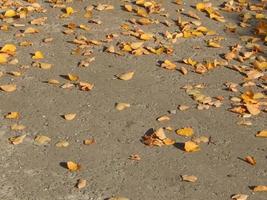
(83, 138, 96, 145)
(252, 185, 267, 192)
(55, 140, 69, 147)
(129, 154, 141, 161)
(245, 156, 256, 166)
(256, 130, 267, 138)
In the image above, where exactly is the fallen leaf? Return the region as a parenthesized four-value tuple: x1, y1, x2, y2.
(157, 115, 170, 122)
(115, 103, 130, 111)
(256, 130, 267, 138)
(161, 60, 176, 70)
(64, 113, 76, 121)
(55, 140, 69, 147)
(66, 7, 74, 15)
(5, 112, 19, 119)
(252, 185, 267, 192)
(245, 156, 256, 165)
(1, 44, 16, 53)
(9, 134, 26, 145)
(34, 135, 51, 145)
(176, 128, 194, 137)
(76, 179, 86, 189)
(67, 161, 81, 172)
(10, 124, 26, 131)
(129, 154, 141, 161)
(4, 10, 16, 18)
(117, 71, 135, 80)
(184, 141, 200, 152)
(67, 74, 79, 81)
(181, 175, 198, 183)
(108, 197, 129, 200)
(83, 138, 96, 145)
(32, 51, 44, 59)
(0, 84, 16, 92)
(231, 194, 248, 200)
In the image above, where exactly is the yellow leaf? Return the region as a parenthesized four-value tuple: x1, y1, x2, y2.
(196, 3, 208, 11)
(66, 7, 74, 15)
(5, 112, 19, 119)
(32, 51, 44, 59)
(256, 130, 267, 138)
(0, 53, 9, 63)
(39, 62, 52, 70)
(176, 127, 194, 137)
(8, 71, 22, 77)
(184, 141, 200, 152)
(117, 71, 135, 80)
(34, 135, 51, 145)
(4, 10, 16, 18)
(0, 84, 16, 92)
(130, 42, 143, 49)
(67, 161, 81, 172)
(140, 33, 154, 41)
(1, 44, 16, 53)
(162, 138, 175, 145)
(55, 140, 69, 147)
(161, 60, 176, 70)
(9, 134, 26, 145)
(24, 27, 39, 34)
(10, 124, 26, 131)
(208, 41, 221, 48)
(115, 102, 130, 111)
(64, 113, 76, 121)
(67, 73, 79, 81)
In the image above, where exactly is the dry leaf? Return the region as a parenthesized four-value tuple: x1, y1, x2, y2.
(9, 134, 26, 145)
(55, 140, 69, 147)
(78, 82, 94, 91)
(176, 128, 194, 137)
(4, 10, 16, 18)
(1, 44, 16, 53)
(245, 156, 256, 165)
(10, 124, 26, 131)
(181, 175, 198, 183)
(67, 161, 81, 172)
(115, 103, 130, 111)
(157, 115, 170, 122)
(178, 105, 190, 111)
(117, 71, 134, 80)
(64, 113, 76, 121)
(76, 179, 86, 189)
(161, 60, 176, 70)
(5, 112, 19, 119)
(231, 194, 248, 200)
(108, 197, 129, 200)
(34, 135, 51, 145)
(0, 84, 16, 92)
(129, 154, 141, 161)
(83, 139, 96, 145)
(256, 130, 267, 138)
(67, 74, 79, 81)
(252, 185, 267, 192)
(184, 141, 200, 152)
(32, 51, 44, 59)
